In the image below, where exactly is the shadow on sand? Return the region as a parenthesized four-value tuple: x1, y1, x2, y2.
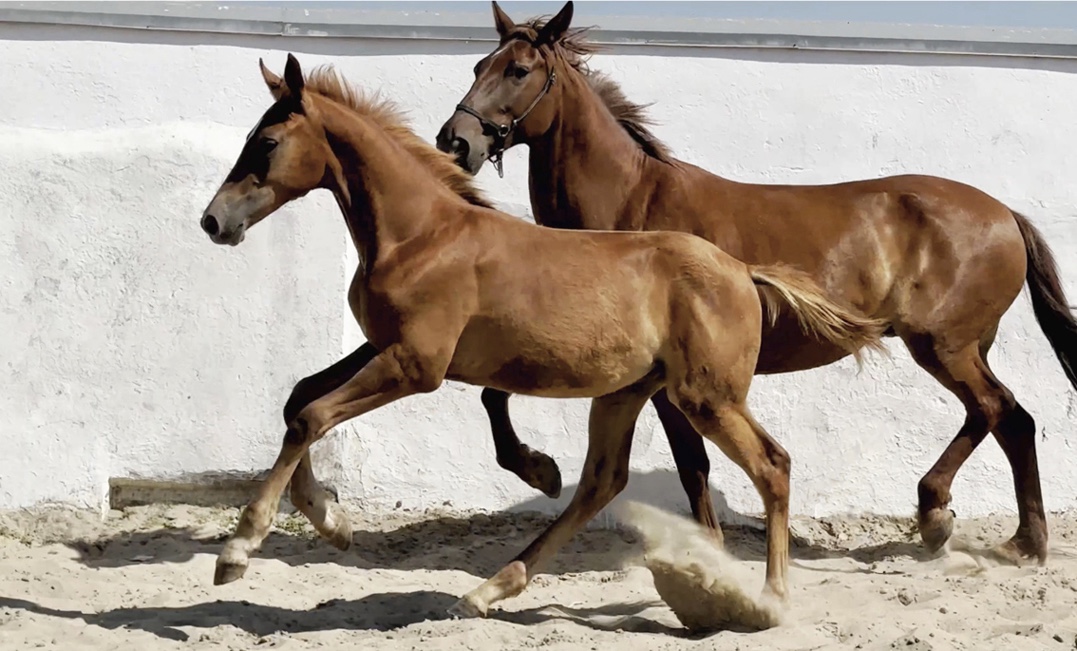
(0, 469, 940, 641)
(59, 469, 929, 579)
(0, 593, 690, 642)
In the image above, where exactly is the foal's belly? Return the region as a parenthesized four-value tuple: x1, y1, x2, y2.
(445, 321, 659, 399)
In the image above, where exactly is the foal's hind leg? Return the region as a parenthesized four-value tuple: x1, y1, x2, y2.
(451, 379, 657, 618)
(281, 343, 380, 550)
(672, 392, 791, 600)
(979, 336, 1048, 563)
(651, 389, 724, 545)
(481, 388, 563, 498)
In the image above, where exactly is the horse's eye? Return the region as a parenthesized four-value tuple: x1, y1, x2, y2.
(260, 138, 278, 152)
(513, 66, 530, 79)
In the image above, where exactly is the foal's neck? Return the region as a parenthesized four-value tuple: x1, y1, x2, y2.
(527, 67, 649, 232)
(318, 100, 445, 268)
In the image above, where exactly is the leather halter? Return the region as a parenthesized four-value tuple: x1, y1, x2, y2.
(453, 70, 557, 178)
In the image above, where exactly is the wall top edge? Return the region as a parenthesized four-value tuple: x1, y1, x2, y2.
(4, 1, 1077, 59)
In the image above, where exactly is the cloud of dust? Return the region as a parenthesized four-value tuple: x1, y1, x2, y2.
(613, 500, 783, 633)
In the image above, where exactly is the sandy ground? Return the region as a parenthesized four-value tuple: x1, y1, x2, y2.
(2, 502, 1077, 650)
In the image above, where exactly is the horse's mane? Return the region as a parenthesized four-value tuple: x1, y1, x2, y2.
(303, 65, 495, 209)
(506, 18, 675, 164)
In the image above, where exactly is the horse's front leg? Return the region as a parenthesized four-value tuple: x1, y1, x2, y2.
(214, 342, 447, 585)
(282, 343, 380, 550)
(481, 388, 563, 498)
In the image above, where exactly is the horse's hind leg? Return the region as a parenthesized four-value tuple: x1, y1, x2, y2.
(651, 389, 724, 545)
(980, 334, 1048, 563)
(904, 333, 1038, 557)
(481, 388, 563, 498)
(451, 378, 657, 618)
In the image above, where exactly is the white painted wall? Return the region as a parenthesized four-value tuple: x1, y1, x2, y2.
(2, 22, 1075, 523)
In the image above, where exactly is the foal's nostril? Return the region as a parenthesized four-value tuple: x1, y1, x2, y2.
(201, 214, 220, 236)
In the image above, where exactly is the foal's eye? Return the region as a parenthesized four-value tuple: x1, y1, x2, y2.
(259, 137, 278, 152)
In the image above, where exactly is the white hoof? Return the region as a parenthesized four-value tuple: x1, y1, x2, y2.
(447, 595, 487, 619)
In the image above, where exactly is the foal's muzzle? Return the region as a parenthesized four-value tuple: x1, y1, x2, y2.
(201, 211, 246, 246)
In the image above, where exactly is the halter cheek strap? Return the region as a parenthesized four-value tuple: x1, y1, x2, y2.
(454, 70, 557, 178)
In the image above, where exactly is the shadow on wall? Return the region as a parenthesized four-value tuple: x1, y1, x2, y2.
(504, 466, 751, 527)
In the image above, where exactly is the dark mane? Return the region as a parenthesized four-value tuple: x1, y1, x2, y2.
(507, 18, 675, 163)
(304, 65, 495, 209)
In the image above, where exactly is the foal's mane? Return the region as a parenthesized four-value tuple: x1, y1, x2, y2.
(303, 65, 495, 209)
(507, 19, 674, 164)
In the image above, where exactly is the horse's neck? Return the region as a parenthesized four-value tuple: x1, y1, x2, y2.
(320, 102, 440, 265)
(527, 74, 648, 231)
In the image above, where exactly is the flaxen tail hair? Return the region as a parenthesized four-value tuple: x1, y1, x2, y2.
(749, 264, 889, 368)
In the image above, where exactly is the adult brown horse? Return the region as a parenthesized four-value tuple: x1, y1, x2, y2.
(199, 54, 884, 613)
(435, 0, 1077, 564)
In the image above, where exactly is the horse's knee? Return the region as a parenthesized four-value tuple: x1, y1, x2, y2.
(283, 377, 316, 425)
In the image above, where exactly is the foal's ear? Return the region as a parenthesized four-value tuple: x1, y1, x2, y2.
(491, 1, 515, 40)
(284, 53, 305, 97)
(259, 58, 286, 100)
(536, 1, 573, 46)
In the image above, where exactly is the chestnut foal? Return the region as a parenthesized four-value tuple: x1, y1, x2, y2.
(200, 55, 885, 615)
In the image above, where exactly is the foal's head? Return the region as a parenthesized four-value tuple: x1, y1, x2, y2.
(200, 54, 330, 246)
(435, 1, 582, 175)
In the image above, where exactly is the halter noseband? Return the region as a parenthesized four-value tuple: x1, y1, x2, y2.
(454, 70, 557, 178)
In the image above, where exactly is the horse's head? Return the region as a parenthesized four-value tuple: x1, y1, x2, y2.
(435, 1, 575, 176)
(201, 54, 329, 246)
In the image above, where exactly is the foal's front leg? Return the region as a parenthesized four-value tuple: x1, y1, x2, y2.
(214, 343, 444, 585)
(282, 343, 379, 551)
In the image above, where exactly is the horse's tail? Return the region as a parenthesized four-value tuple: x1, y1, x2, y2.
(1012, 210, 1077, 391)
(749, 263, 889, 368)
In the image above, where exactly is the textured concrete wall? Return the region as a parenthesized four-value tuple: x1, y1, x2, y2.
(1, 22, 1075, 522)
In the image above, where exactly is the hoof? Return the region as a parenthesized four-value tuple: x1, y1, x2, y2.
(919, 507, 955, 554)
(214, 558, 249, 585)
(520, 446, 563, 499)
(448, 595, 487, 619)
(325, 507, 353, 551)
(761, 583, 789, 608)
(990, 534, 1047, 567)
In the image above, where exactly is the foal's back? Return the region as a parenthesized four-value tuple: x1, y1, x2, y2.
(443, 209, 757, 398)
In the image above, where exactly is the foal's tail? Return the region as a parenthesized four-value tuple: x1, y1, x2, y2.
(749, 263, 889, 367)
(1012, 210, 1077, 391)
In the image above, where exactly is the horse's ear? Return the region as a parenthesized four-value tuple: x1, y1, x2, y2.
(259, 58, 286, 100)
(491, 1, 515, 40)
(536, 1, 573, 46)
(284, 53, 305, 97)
